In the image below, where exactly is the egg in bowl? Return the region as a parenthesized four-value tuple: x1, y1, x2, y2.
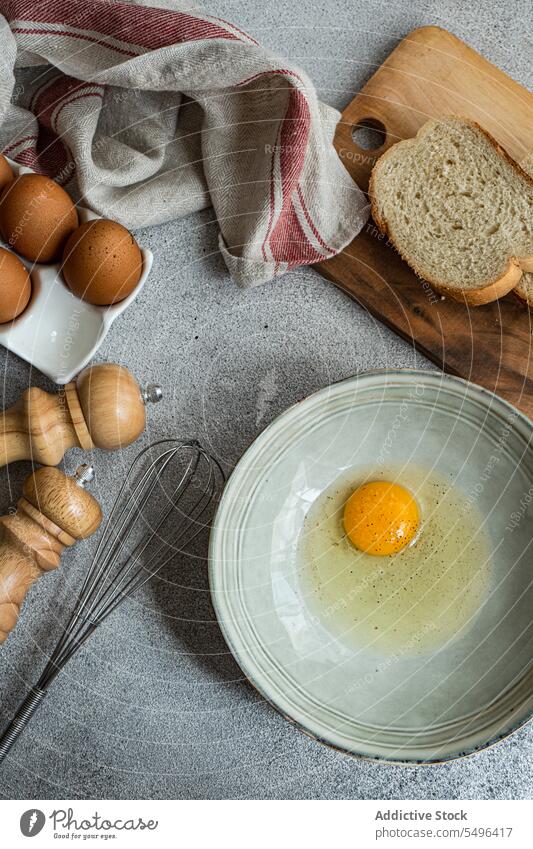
(209, 370, 533, 762)
(299, 465, 491, 655)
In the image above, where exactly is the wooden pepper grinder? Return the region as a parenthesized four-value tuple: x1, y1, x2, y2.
(0, 464, 102, 643)
(0, 363, 162, 468)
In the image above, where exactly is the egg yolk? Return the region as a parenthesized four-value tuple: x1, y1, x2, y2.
(343, 481, 420, 556)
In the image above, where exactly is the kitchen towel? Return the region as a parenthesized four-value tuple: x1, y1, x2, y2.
(0, 0, 368, 286)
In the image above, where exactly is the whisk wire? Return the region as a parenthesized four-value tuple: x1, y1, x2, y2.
(0, 439, 225, 759)
(75, 449, 198, 628)
(76, 444, 184, 609)
(105, 459, 220, 609)
(51, 442, 220, 674)
(47, 443, 201, 662)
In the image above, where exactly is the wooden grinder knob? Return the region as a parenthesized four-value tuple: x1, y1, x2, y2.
(0, 363, 162, 468)
(0, 465, 102, 644)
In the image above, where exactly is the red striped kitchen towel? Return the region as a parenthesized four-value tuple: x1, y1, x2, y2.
(0, 0, 368, 286)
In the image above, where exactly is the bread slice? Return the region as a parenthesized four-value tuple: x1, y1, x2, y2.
(369, 117, 533, 306)
(514, 153, 533, 306)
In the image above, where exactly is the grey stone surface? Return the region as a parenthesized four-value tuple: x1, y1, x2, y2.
(0, 0, 531, 800)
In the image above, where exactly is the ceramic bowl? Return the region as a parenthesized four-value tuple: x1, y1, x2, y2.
(209, 370, 533, 763)
(0, 159, 152, 384)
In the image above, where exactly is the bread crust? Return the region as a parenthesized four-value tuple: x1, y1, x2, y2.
(368, 117, 533, 306)
(514, 287, 532, 307)
(436, 261, 523, 306)
(513, 271, 533, 307)
(513, 154, 533, 306)
(516, 256, 533, 273)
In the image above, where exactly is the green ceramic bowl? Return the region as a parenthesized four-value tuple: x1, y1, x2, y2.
(209, 370, 533, 762)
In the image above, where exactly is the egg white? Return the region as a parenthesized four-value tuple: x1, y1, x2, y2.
(298, 464, 491, 656)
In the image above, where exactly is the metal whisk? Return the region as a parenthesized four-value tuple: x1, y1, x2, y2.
(0, 438, 224, 763)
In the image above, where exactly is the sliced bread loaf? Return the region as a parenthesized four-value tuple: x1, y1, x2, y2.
(514, 153, 533, 306)
(369, 117, 533, 306)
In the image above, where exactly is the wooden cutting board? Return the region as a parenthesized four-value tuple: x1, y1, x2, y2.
(316, 26, 533, 419)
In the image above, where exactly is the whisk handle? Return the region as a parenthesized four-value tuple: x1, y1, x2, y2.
(0, 686, 47, 764)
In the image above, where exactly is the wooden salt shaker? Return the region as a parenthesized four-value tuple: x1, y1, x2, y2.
(0, 363, 162, 468)
(0, 464, 102, 644)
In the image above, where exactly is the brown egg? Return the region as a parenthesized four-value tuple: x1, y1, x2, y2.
(0, 155, 14, 193)
(62, 219, 143, 306)
(0, 247, 31, 323)
(0, 173, 78, 263)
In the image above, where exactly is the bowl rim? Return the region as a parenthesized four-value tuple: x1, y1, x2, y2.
(208, 368, 533, 764)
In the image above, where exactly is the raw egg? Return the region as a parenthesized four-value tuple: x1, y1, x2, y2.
(62, 219, 142, 306)
(0, 154, 14, 193)
(0, 247, 31, 323)
(299, 465, 491, 655)
(0, 173, 78, 262)
(343, 480, 420, 555)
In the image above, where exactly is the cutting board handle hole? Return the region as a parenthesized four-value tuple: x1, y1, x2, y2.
(352, 118, 387, 150)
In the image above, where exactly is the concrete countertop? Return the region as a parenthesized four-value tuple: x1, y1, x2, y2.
(0, 0, 531, 800)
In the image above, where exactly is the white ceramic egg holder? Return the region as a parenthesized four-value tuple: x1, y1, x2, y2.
(0, 159, 153, 384)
